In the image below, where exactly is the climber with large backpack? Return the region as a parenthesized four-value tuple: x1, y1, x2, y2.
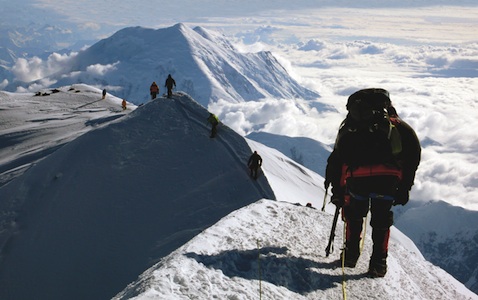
(325, 88, 421, 277)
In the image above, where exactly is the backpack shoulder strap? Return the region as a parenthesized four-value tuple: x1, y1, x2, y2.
(388, 117, 402, 155)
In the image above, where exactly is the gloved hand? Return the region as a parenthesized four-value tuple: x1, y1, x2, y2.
(394, 185, 410, 206)
(331, 194, 345, 208)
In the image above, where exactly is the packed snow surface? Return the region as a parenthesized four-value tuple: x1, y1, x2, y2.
(114, 199, 477, 299)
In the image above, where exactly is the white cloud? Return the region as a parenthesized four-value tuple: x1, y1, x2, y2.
(15, 78, 58, 93)
(11, 52, 78, 83)
(11, 57, 44, 82)
(209, 97, 342, 143)
(0, 79, 8, 89)
(78, 22, 101, 31)
(62, 71, 82, 79)
(86, 62, 119, 76)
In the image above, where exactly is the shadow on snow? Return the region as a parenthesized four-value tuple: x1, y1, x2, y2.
(185, 246, 366, 295)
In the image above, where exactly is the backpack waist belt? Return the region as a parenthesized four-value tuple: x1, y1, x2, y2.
(340, 164, 402, 187)
(349, 191, 395, 201)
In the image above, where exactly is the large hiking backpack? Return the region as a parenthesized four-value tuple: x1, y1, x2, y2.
(335, 88, 402, 168)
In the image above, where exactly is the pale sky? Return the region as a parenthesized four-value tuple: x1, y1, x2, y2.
(27, 1, 478, 44)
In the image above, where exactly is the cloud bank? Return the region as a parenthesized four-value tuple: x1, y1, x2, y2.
(214, 38, 478, 211)
(11, 52, 77, 82)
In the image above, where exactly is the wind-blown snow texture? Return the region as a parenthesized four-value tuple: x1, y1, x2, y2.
(0, 89, 476, 299)
(0, 85, 133, 187)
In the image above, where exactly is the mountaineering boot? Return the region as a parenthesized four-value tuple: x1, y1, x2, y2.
(367, 257, 387, 277)
(339, 249, 360, 268)
(338, 219, 363, 268)
(367, 228, 390, 277)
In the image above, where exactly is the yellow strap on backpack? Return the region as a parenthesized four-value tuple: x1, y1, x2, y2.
(389, 124, 402, 155)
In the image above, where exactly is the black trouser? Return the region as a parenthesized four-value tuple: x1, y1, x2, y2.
(342, 175, 397, 262)
(249, 164, 259, 178)
(210, 124, 217, 137)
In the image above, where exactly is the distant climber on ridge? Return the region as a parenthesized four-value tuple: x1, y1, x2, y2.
(165, 74, 176, 98)
(248, 151, 262, 180)
(207, 113, 219, 138)
(150, 82, 159, 100)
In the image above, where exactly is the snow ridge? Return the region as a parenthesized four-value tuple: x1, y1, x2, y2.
(0, 92, 274, 300)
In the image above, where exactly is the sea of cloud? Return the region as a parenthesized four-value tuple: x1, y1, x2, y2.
(219, 38, 478, 211)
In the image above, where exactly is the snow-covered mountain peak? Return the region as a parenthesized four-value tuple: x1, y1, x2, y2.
(8, 23, 320, 106)
(193, 25, 237, 52)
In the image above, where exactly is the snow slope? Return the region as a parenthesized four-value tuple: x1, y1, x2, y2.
(0, 88, 476, 299)
(0, 84, 135, 186)
(0, 92, 275, 299)
(246, 131, 332, 178)
(113, 199, 477, 300)
(395, 201, 478, 293)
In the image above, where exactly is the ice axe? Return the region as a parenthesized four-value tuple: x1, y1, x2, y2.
(321, 181, 329, 212)
(325, 205, 340, 257)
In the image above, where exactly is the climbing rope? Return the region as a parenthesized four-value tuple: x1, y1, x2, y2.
(341, 221, 347, 300)
(341, 207, 369, 300)
(257, 239, 262, 300)
(361, 213, 369, 254)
